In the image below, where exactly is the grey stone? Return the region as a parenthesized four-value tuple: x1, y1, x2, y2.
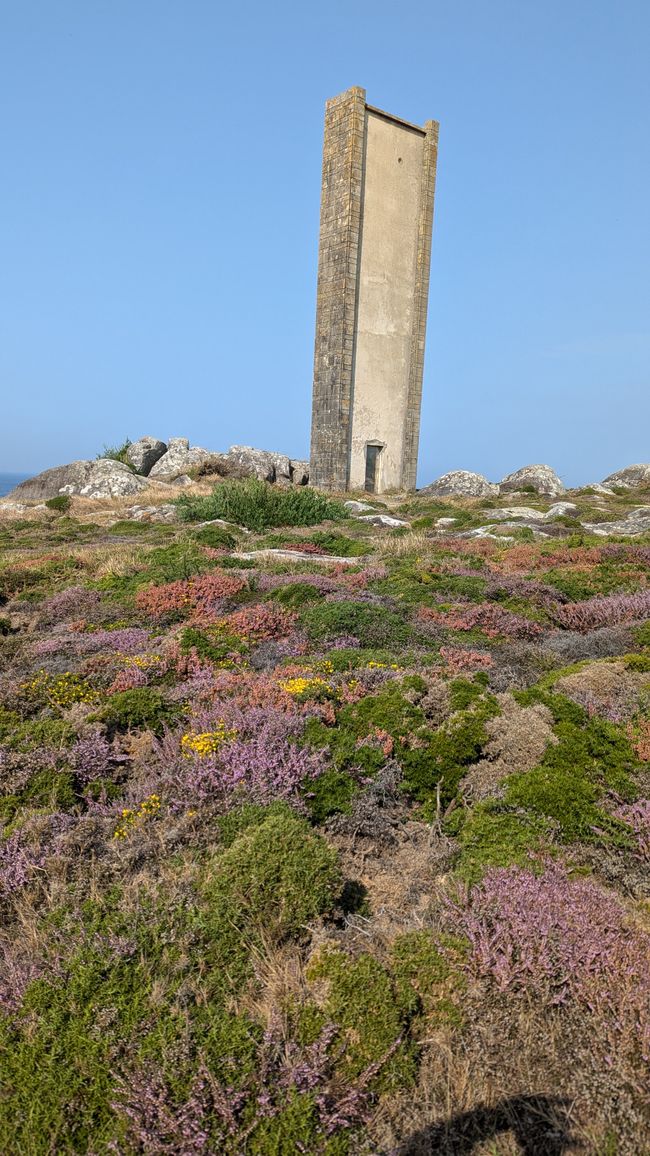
(419, 470, 499, 498)
(582, 507, 650, 537)
(122, 504, 177, 523)
(234, 549, 360, 565)
(290, 460, 310, 486)
(499, 465, 565, 496)
(435, 516, 457, 526)
(344, 500, 376, 514)
(149, 439, 215, 480)
(582, 483, 615, 495)
(601, 464, 650, 489)
(8, 460, 150, 501)
(226, 446, 289, 482)
(125, 437, 167, 476)
(167, 474, 193, 487)
(544, 502, 579, 520)
(356, 513, 410, 528)
(483, 507, 547, 523)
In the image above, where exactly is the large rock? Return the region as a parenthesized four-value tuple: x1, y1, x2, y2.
(499, 464, 565, 496)
(582, 507, 650, 537)
(419, 470, 499, 498)
(7, 459, 150, 501)
(149, 438, 215, 480)
(290, 460, 310, 486)
(125, 436, 167, 475)
(226, 446, 291, 483)
(601, 464, 650, 489)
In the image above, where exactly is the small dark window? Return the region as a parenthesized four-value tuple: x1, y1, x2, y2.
(365, 444, 382, 493)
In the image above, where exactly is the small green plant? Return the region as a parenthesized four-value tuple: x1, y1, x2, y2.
(175, 478, 348, 532)
(192, 524, 238, 550)
(45, 494, 72, 513)
(95, 688, 177, 736)
(97, 438, 133, 466)
(455, 803, 555, 881)
(301, 600, 411, 648)
(308, 530, 372, 557)
(307, 947, 416, 1090)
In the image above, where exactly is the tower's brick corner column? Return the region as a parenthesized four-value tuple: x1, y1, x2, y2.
(309, 86, 366, 491)
(401, 119, 439, 492)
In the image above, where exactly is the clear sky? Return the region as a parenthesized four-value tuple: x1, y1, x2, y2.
(1, 0, 649, 485)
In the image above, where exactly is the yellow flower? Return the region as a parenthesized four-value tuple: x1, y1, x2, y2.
(181, 724, 237, 758)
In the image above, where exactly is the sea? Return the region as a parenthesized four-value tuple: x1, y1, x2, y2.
(0, 473, 29, 497)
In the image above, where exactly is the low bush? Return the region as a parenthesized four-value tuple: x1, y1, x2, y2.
(192, 524, 238, 550)
(96, 437, 133, 466)
(202, 811, 342, 992)
(307, 947, 416, 1090)
(45, 494, 72, 513)
(455, 803, 556, 880)
(175, 478, 348, 532)
(302, 600, 411, 649)
(95, 688, 178, 735)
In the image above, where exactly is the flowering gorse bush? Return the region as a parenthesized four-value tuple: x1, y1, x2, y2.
(181, 724, 238, 758)
(20, 669, 98, 708)
(113, 794, 161, 839)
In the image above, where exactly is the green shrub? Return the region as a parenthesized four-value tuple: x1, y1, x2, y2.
(390, 931, 465, 1027)
(45, 494, 72, 513)
(95, 688, 177, 736)
(634, 621, 650, 649)
(505, 717, 639, 843)
(307, 948, 416, 1090)
(175, 478, 348, 532)
(203, 811, 342, 978)
(107, 520, 152, 536)
(216, 801, 295, 848)
(179, 625, 247, 664)
(455, 803, 555, 881)
(301, 600, 410, 648)
(401, 697, 500, 810)
(304, 768, 358, 822)
(308, 531, 371, 557)
(268, 582, 322, 610)
(625, 653, 650, 672)
(192, 524, 238, 550)
(96, 438, 133, 467)
(0, 616, 12, 635)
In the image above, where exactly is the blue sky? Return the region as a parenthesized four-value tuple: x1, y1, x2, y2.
(1, 0, 648, 485)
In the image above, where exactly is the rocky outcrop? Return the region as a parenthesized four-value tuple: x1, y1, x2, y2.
(419, 470, 499, 498)
(581, 507, 650, 537)
(290, 460, 310, 486)
(149, 438, 216, 480)
(225, 446, 291, 483)
(7, 460, 150, 501)
(125, 437, 167, 475)
(499, 464, 565, 496)
(483, 502, 578, 524)
(122, 504, 177, 523)
(601, 464, 650, 489)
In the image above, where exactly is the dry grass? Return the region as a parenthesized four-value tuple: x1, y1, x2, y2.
(461, 693, 558, 803)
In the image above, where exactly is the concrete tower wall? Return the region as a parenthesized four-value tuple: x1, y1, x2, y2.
(310, 88, 438, 493)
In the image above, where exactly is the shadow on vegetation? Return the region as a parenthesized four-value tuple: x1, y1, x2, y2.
(396, 1094, 579, 1155)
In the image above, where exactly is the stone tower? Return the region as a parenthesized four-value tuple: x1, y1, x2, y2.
(310, 87, 438, 493)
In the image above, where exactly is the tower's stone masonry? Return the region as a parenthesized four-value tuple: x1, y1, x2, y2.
(310, 87, 438, 493)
